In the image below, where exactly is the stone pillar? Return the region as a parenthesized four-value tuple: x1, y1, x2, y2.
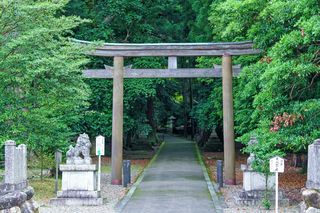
(111, 56, 124, 185)
(222, 54, 236, 185)
(19, 144, 27, 182)
(5, 140, 16, 184)
(14, 145, 22, 184)
(306, 139, 320, 189)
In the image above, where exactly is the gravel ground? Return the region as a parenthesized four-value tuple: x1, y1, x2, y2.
(223, 207, 301, 213)
(39, 169, 141, 213)
(203, 152, 305, 212)
(221, 185, 301, 213)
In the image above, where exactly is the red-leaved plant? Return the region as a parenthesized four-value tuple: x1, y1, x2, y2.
(270, 112, 304, 132)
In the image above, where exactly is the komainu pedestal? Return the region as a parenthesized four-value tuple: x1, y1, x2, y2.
(50, 133, 102, 206)
(235, 137, 289, 206)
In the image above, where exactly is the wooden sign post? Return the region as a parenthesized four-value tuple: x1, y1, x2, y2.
(96, 135, 105, 191)
(269, 156, 285, 213)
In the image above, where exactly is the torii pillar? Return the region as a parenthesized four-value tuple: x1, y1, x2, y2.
(222, 53, 236, 185)
(111, 56, 124, 185)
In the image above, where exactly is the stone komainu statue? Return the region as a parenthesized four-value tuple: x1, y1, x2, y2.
(66, 133, 92, 165)
(246, 136, 258, 170)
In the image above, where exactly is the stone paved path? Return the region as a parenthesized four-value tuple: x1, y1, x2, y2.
(121, 135, 218, 213)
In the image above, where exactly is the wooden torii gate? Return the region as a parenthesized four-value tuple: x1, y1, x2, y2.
(80, 40, 261, 185)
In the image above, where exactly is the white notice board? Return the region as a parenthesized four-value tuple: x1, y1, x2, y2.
(269, 156, 285, 173)
(96, 135, 105, 156)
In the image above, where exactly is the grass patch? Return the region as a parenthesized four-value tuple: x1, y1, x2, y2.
(195, 144, 215, 183)
(29, 160, 149, 205)
(101, 164, 144, 174)
(0, 169, 4, 183)
(101, 165, 111, 173)
(29, 178, 60, 204)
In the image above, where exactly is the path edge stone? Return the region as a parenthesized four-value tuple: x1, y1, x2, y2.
(195, 143, 226, 213)
(114, 141, 166, 212)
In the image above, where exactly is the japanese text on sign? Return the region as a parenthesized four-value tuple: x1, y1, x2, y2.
(270, 156, 284, 173)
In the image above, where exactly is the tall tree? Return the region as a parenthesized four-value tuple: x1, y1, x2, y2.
(189, 0, 320, 162)
(0, 0, 90, 155)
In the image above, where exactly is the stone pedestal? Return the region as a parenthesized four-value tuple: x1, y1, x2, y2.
(1, 141, 38, 212)
(50, 164, 102, 206)
(235, 189, 289, 206)
(306, 139, 320, 189)
(235, 165, 289, 206)
(243, 170, 275, 191)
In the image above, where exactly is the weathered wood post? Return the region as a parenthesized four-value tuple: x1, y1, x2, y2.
(222, 53, 236, 185)
(111, 56, 124, 185)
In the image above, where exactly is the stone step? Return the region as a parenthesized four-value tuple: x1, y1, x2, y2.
(50, 198, 103, 206)
(234, 197, 290, 207)
(238, 190, 285, 199)
(208, 138, 221, 143)
(57, 190, 100, 198)
(235, 189, 290, 207)
(204, 142, 223, 152)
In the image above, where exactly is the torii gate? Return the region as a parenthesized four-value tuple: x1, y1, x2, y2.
(79, 40, 261, 185)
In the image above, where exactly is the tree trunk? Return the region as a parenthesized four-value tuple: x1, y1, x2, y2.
(198, 129, 211, 147)
(183, 79, 189, 138)
(302, 154, 308, 173)
(40, 153, 44, 181)
(125, 131, 133, 150)
(147, 97, 158, 145)
(189, 79, 195, 140)
(215, 124, 224, 142)
(292, 153, 303, 167)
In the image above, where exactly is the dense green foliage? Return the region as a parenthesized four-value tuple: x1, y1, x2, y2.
(0, 0, 90, 156)
(193, 0, 320, 171)
(0, 0, 318, 167)
(216, 0, 320, 152)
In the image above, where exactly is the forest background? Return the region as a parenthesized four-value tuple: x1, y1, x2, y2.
(0, 0, 319, 170)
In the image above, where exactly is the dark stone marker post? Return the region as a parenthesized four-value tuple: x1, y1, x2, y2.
(217, 160, 223, 188)
(123, 160, 131, 187)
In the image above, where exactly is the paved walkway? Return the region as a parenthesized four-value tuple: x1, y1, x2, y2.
(121, 135, 218, 213)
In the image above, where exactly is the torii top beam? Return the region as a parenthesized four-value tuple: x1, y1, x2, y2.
(74, 39, 262, 57)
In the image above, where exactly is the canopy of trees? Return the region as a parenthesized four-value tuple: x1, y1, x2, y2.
(0, 0, 319, 167)
(0, 0, 91, 159)
(208, 0, 320, 171)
